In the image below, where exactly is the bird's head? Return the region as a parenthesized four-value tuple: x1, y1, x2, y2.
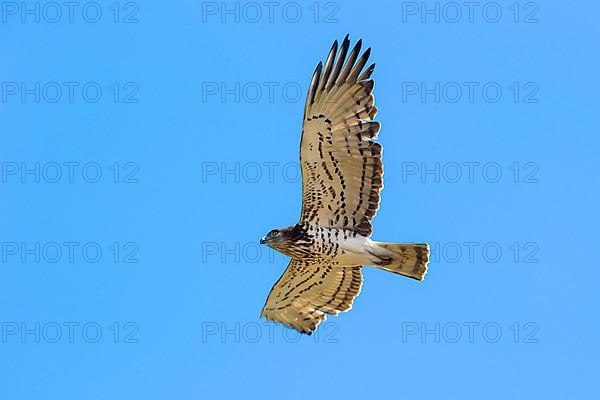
(260, 226, 296, 250)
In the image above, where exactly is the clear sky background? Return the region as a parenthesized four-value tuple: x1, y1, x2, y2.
(1, 1, 598, 399)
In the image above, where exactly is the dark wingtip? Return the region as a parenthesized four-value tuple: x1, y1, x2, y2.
(341, 34, 350, 48)
(342, 35, 350, 46)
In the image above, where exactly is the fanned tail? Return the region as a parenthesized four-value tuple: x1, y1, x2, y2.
(372, 242, 429, 281)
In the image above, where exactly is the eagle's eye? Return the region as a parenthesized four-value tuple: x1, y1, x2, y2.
(269, 230, 279, 238)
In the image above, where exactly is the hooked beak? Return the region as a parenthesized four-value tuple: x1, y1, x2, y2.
(260, 236, 268, 245)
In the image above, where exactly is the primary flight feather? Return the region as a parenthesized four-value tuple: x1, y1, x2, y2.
(260, 35, 429, 334)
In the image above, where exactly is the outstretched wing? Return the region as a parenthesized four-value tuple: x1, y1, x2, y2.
(299, 35, 382, 237)
(261, 260, 363, 334)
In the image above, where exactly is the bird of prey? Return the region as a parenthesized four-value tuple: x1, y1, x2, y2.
(260, 35, 429, 334)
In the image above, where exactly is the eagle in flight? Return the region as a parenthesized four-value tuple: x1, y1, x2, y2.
(260, 35, 429, 334)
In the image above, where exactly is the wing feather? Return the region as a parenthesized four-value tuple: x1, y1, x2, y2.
(348, 48, 371, 82)
(325, 34, 350, 91)
(337, 39, 362, 84)
(299, 36, 382, 236)
(318, 40, 338, 93)
(305, 62, 322, 110)
(261, 259, 363, 334)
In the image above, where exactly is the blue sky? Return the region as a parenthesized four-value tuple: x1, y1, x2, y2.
(1, 1, 598, 398)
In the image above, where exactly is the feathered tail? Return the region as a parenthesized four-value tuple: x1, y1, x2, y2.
(371, 242, 429, 280)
